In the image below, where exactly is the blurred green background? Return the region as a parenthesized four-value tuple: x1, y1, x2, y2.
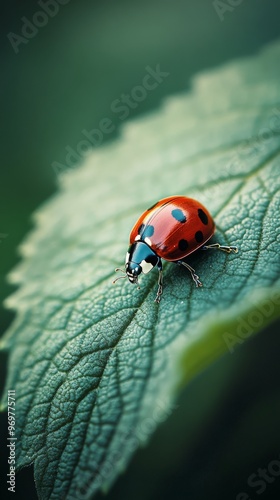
(1, 1, 280, 499)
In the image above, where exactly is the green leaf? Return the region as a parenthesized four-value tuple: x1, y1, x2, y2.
(1, 40, 280, 499)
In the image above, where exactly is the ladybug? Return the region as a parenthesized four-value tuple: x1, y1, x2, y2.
(113, 196, 238, 302)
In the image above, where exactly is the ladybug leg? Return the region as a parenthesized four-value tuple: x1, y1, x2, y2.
(176, 261, 203, 288)
(154, 260, 163, 303)
(202, 243, 238, 254)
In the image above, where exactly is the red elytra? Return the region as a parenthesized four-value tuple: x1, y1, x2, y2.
(129, 196, 215, 260)
(113, 195, 238, 302)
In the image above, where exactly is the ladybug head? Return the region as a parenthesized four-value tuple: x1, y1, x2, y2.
(125, 261, 142, 284)
(113, 242, 159, 287)
(112, 263, 141, 287)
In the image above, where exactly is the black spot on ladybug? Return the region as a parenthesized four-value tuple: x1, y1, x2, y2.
(147, 201, 159, 211)
(195, 231, 204, 243)
(145, 254, 158, 266)
(139, 224, 154, 239)
(171, 209, 186, 223)
(198, 208, 208, 225)
(178, 239, 189, 251)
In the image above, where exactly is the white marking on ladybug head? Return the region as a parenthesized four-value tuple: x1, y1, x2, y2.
(125, 252, 130, 264)
(135, 234, 141, 241)
(144, 237, 152, 246)
(140, 259, 154, 274)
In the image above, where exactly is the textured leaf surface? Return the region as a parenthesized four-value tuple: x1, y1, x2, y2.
(1, 41, 280, 499)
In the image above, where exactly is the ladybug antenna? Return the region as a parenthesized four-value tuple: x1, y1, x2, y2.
(112, 268, 127, 284)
